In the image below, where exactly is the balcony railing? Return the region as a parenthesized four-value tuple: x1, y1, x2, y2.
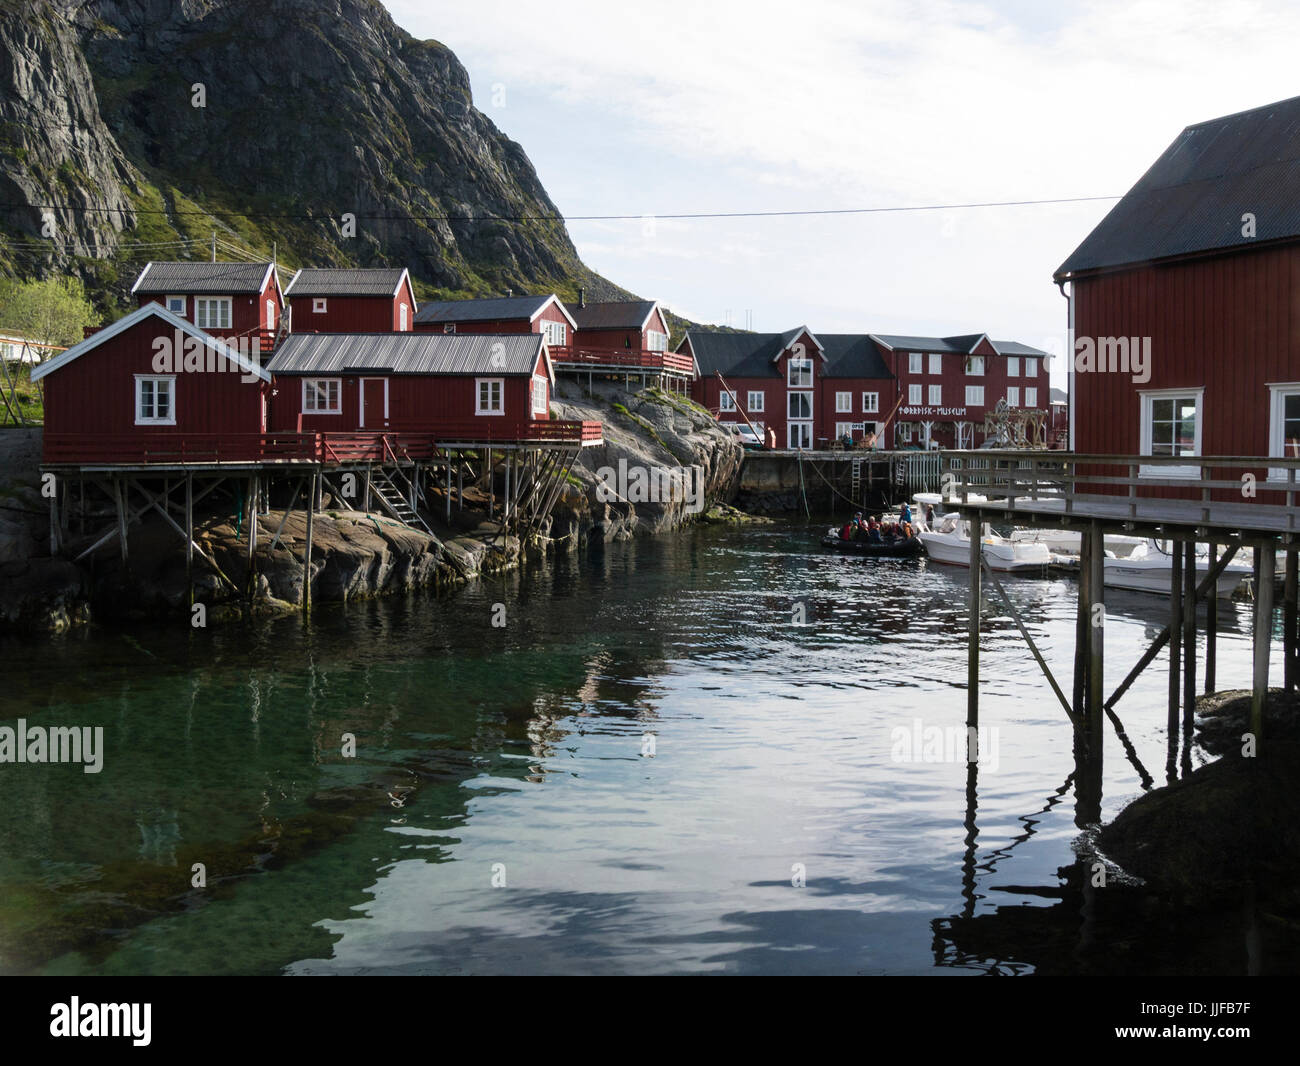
(548, 345, 695, 376)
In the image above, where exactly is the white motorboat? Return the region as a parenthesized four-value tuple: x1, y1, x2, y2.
(1010, 528, 1148, 558)
(1091, 541, 1253, 597)
(918, 513, 1052, 572)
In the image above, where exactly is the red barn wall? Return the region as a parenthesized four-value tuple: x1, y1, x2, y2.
(289, 296, 405, 334)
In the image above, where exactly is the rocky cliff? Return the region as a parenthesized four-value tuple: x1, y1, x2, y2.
(0, 0, 627, 309)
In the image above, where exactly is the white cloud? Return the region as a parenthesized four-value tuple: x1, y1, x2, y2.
(385, 0, 1300, 361)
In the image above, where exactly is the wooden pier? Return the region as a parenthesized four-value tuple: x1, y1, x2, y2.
(946, 449, 1300, 821)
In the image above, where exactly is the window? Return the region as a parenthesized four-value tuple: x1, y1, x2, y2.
(195, 298, 231, 330)
(862, 392, 878, 413)
(135, 375, 175, 425)
(967, 356, 984, 376)
(542, 320, 567, 346)
(928, 384, 942, 406)
(897, 423, 913, 443)
(531, 375, 547, 416)
(443, 323, 456, 334)
(835, 422, 856, 438)
(966, 385, 984, 406)
(909, 352, 923, 374)
(1140, 389, 1202, 478)
(1026, 358, 1038, 378)
(788, 422, 812, 449)
(312, 298, 327, 314)
(166, 295, 186, 316)
(399, 304, 409, 331)
(788, 392, 812, 419)
(788, 358, 813, 387)
(928, 352, 942, 375)
(303, 378, 341, 414)
(1267, 385, 1300, 481)
(909, 384, 922, 406)
(1025, 387, 1038, 408)
(1006, 387, 1019, 408)
(719, 391, 737, 412)
(477, 378, 505, 415)
(1007, 356, 1020, 377)
(747, 391, 764, 412)
(646, 330, 668, 352)
(836, 391, 852, 413)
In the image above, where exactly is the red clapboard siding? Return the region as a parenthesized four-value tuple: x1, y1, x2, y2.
(289, 296, 409, 334)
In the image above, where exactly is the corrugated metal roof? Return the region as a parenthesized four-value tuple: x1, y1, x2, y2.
(133, 261, 273, 294)
(572, 300, 657, 331)
(1056, 95, 1300, 278)
(414, 294, 552, 324)
(285, 268, 407, 297)
(819, 335, 893, 379)
(874, 334, 1047, 358)
(267, 332, 543, 375)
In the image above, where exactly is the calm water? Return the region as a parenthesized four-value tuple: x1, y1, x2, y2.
(0, 523, 1265, 975)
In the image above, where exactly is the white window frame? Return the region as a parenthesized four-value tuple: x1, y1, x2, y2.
(965, 385, 984, 406)
(1006, 386, 1019, 408)
(1007, 356, 1020, 377)
(531, 374, 548, 416)
(399, 303, 409, 331)
(165, 295, 187, 317)
(476, 377, 505, 416)
(543, 320, 567, 346)
(862, 392, 878, 413)
(1025, 387, 1038, 408)
(908, 384, 922, 406)
(312, 298, 327, 314)
(897, 422, 913, 443)
(1139, 387, 1203, 479)
(788, 358, 813, 387)
(135, 374, 176, 426)
(646, 329, 668, 352)
(1026, 358, 1038, 378)
(835, 391, 852, 413)
(719, 391, 737, 412)
(928, 384, 942, 406)
(747, 391, 764, 413)
(302, 377, 342, 415)
(1267, 382, 1300, 482)
(787, 422, 812, 450)
(967, 355, 985, 376)
(358, 377, 390, 427)
(195, 297, 231, 330)
(928, 352, 942, 376)
(908, 352, 923, 374)
(835, 421, 856, 439)
(787, 391, 813, 420)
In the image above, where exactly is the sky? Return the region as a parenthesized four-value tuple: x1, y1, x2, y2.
(386, 0, 1300, 386)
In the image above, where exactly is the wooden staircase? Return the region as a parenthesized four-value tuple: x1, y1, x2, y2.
(369, 467, 433, 535)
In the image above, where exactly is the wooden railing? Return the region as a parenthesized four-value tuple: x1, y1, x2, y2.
(937, 450, 1300, 535)
(548, 345, 695, 376)
(43, 420, 603, 465)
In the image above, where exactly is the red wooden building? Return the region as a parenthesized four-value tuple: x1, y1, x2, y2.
(131, 260, 283, 351)
(284, 268, 417, 333)
(1055, 95, 1300, 468)
(683, 327, 1047, 449)
(33, 301, 271, 463)
(265, 331, 563, 441)
(570, 298, 671, 353)
(413, 293, 575, 346)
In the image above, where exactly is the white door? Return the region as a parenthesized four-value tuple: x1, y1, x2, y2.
(787, 422, 812, 449)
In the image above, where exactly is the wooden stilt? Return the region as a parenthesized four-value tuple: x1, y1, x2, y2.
(1206, 541, 1219, 694)
(185, 473, 194, 610)
(967, 518, 981, 730)
(246, 474, 258, 599)
(457, 456, 463, 511)
(1168, 541, 1183, 739)
(1284, 549, 1297, 692)
(115, 477, 129, 563)
(1183, 539, 1196, 728)
(1251, 542, 1276, 744)
(1074, 524, 1092, 722)
(49, 479, 59, 555)
(1087, 521, 1105, 755)
(303, 470, 317, 614)
(445, 459, 452, 523)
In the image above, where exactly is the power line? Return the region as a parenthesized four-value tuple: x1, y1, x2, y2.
(0, 194, 1121, 226)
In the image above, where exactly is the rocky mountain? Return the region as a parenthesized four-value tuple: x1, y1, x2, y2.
(0, 0, 629, 311)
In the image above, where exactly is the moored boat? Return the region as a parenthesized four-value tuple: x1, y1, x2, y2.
(820, 532, 926, 557)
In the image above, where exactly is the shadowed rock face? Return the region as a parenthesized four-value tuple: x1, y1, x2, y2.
(2, 0, 626, 303)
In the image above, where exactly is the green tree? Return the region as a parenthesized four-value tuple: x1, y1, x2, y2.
(0, 276, 99, 348)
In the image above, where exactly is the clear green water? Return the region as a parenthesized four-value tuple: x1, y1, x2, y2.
(0, 523, 1266, 974)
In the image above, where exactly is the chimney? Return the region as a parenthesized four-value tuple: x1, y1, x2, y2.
(578, 286, 585, 309)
